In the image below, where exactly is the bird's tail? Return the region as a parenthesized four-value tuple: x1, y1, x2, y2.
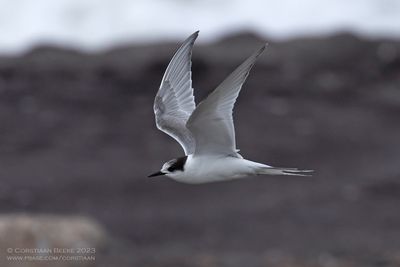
(257, 166, 314, 176)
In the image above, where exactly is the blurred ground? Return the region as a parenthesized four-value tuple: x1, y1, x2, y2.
(0, 32, 400, 266)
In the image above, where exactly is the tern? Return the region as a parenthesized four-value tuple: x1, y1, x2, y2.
(149, 31, 312, 184)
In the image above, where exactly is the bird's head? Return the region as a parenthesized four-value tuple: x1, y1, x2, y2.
(148, 156, 188, 178)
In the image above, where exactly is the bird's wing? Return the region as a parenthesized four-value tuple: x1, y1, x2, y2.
(154, 31, 199, 155)
(187, 45, 266, 156)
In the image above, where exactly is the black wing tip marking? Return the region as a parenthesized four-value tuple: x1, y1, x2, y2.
(254, 43, 268, 58)
(185, 31, 200, 46)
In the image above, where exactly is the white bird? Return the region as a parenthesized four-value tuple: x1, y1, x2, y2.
(149, 31, 312, 184)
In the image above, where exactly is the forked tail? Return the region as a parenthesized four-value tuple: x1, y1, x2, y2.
(257, 167, 314, 176)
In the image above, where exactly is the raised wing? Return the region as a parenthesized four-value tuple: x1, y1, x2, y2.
(187, 45, 266, 156)
(154, 31, 199, 155)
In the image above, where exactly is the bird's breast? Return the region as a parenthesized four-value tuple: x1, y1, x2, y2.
(169, 155, 252, 184)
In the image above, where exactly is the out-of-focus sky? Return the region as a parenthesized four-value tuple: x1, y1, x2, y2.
(0, 0, 399, 54)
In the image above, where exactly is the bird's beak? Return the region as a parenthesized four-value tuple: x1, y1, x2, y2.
(148, 171, 166, 177)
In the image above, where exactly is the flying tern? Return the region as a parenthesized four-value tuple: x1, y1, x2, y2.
(149, 31, 312, 183)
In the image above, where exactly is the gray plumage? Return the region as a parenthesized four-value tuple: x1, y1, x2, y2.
(154, 31, 198, 155)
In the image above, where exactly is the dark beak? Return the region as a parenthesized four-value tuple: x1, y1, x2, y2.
(148, 171, 166, 177)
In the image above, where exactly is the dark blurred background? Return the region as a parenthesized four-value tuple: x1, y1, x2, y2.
(0, 0, 400, 266)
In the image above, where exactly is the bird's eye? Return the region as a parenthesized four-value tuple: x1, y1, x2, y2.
(167, 166, 174, 172)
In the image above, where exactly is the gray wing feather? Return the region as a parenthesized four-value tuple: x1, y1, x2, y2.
(154, 31, 198, 155)
(187, 45, 266, 156)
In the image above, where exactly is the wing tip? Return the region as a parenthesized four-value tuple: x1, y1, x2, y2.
(256, 43, 268, 57)
(189, 30, 200, 42)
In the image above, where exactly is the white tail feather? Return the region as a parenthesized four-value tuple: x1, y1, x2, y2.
(257, 167, 314, 177)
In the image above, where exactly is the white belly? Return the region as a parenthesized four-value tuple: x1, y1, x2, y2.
(167, 155, 264, 184)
